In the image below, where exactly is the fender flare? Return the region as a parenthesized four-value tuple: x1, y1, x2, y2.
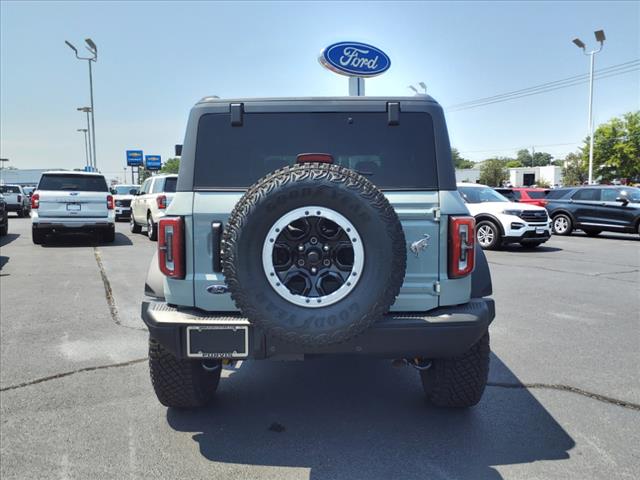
(144, 251, 165, 300)
(474, 213, 505, 236)
(471, 243, 492, 298)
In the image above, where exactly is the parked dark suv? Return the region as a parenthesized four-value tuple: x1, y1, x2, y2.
(546, 186, 640, 237)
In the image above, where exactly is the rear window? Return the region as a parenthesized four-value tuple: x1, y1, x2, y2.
(459, 186, 508, 203)
(163, 177, 177, 192)
(194, 112, 438, 190)
(526, 190, 547, 199)
(38, 174, 108, 192)
(0, 186, 20, 194)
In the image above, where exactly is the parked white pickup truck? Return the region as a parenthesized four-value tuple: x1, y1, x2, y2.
(31, 171, 116, 244)
(130, 174, 177, 241)
(0, 184, 31, 217)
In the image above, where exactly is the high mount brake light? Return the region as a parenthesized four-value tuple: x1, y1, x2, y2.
(31, 193, 40, 209)
(449, 216, 475, 278)
(107, 195, 114, 210)
(156, 195, 167, 209)
(158, 217, 185, 279)
(296, 153, 334, 164)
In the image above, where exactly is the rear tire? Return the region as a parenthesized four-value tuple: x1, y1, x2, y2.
(420, 332, 490, 408)
(149, 338, 221, 408)
(552, 214, 572, 235)
(583, 229, 601, 237)
(475, 220, 501, 250)
(32, 227, 45, 245)
(147, 214, 157, 241)
(130, 215, 142, 234)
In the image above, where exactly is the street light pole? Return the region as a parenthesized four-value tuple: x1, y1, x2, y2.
(66, 39, 98, 170)
(77, 107, 93, 168)
(572, 30, 605, 185)
(77, 128, 89, 168)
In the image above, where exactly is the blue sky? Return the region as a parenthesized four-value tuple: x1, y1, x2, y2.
(1, 0, 638, 182)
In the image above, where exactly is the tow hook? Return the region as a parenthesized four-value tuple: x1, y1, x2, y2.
(392, 358, 432, 371)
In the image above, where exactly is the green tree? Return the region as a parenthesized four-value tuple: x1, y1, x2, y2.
(479, 158, 508, 186)
(505, 159, 523, 169)
(139, 169, 152, 183)
(516, 149, 554, 167)
(584, 111, 640, 181)
(516, 149, 532, 167)
(562, 151, 588, 186)
(161, 157, 180, 174)
(451, 148, 475, 169)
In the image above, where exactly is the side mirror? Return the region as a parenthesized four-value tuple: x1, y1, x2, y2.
(616, 192, 629, 205)
(110, 189, 117, 195)
(130, 189, 139, 195)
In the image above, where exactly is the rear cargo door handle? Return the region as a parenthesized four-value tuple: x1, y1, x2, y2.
(211, 222, 223, 272)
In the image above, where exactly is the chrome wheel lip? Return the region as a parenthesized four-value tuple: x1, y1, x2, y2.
(477, 224, 495, 247)
(262, 206, 364, 308)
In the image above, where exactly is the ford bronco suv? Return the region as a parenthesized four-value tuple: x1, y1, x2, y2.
(142, 96, 495, 409)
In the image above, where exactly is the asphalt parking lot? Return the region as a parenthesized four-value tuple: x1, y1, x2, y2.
(1, 216, 638, 480)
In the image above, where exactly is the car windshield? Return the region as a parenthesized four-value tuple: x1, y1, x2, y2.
(113, 185, 138, 195)
(0, 186, 20, 194)
(458, 186, 508, 203)
(38, 174, 108, 192)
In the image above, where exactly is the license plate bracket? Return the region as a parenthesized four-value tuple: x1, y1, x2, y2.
(535, 227, 545, 234)
(187, 325, 248, 359)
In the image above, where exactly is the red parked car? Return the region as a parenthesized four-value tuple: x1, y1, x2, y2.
(494, 188, 549, 207)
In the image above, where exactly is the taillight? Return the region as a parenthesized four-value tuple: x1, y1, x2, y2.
(156, 195, 167, 209)
(107, 195, 114, 210)
(448, 216, 476, 278)
(31, 193, 40, 209)
(540, 200, 548, 207)
(158, 217, 185, 279)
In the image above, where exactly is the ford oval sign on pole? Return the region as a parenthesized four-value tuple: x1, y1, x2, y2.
(319, 41, 390, 97)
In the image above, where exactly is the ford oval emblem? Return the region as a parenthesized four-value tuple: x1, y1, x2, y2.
(319, 41, 391, 78)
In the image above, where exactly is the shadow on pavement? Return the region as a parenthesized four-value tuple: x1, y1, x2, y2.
(500, 245, 563, 253)
(0, 232, 20, 248)
(573, 231, 639, 241)
(167, 354, 574, 479)
(40, 232, 133, 248)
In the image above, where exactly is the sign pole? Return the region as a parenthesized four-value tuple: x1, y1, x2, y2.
(348, 77, 365, 96)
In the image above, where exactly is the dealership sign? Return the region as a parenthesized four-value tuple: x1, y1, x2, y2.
(126, 150, 143, 167)
(145, 155, 162, 171)
(319, 41, 390, 77)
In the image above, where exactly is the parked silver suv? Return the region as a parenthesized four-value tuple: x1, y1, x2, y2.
(31, 171, 115, 244)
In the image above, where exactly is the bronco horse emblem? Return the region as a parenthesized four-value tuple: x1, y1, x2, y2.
(410, 234, 431, 257)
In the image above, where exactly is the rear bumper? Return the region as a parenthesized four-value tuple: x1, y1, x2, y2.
(115, 207, 131, 217)
(141, 298, 495, 360)
(32, 220, 114, 230)
(5, 204, 23, 212)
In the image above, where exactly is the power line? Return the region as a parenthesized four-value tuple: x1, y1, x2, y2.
(446, 60, 640, 112)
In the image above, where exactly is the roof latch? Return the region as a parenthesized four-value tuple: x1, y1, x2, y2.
(387, 102, 400, 126)
(230, 103, 244, 126)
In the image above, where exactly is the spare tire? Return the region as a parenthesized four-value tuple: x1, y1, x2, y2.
(222, 163, 406, 346)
